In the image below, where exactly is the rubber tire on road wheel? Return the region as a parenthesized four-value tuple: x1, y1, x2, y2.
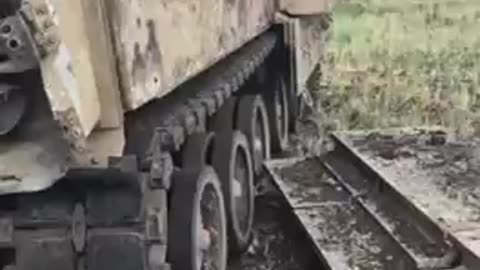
(182, 132, 215, 171)
(264, 75, 289, 153)
(168, 166, 227, 270)
(236, 95, 270, 175)
(209, 97, 237, 133)
(212, 130, 254, 255)
(287, 83, 299, 134)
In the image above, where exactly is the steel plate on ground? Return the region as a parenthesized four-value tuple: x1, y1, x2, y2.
(264, 158, 415, 270)
(334, 127, 480, 268)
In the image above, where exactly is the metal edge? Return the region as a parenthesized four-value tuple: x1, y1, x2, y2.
(329, 132, 480, 269)
(262, 157, 335, 270)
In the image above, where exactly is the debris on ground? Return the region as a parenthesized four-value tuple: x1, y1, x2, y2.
(228, 195, 303, 270)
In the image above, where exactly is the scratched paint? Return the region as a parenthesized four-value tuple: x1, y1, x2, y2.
(107, 0, 275, 110)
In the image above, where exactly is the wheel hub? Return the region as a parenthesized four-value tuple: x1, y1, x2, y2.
(233, 149, 250, 234)
(197, 182, 225, 270)
(232, 177, 243, 198)
(198, 228, 212, 252)
(254, 137, 263, 157)
(196, 224, 213, 269)
(274, 88, 287, 142)
(275, 91, 283, 124)
(254, 115, 265, 161)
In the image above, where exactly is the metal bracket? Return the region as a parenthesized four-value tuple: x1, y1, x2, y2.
(0, 12, 39, 73)
(0, 217, 13, 247)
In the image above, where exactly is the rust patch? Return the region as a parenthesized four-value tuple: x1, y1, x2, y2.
(131, 19, 163, 88)
(131, 43, 146, 87)
(226, 0, 236, 7)
(188, 2, 197, 13)
(54, 108, 87, 164)
(145, 20, 162, 62)
(218, 33, 227, 49)
(109, 0, 275, 110)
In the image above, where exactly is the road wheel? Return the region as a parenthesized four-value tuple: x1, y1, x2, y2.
(236, 95, 270, 176)
(182, 132, 215, 171)
(287, 83, 299, 133)
(168, 166, 227, 270)
(264, 75, 289, 153)
(212, 130, 254, 255)
(209, 97, 237, 132)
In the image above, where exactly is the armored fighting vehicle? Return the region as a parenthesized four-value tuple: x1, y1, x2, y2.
(0, 0, 331, 269)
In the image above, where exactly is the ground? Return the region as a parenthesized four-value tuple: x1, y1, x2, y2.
(309, 0, 480, 136)
(228, 193, 318, 270)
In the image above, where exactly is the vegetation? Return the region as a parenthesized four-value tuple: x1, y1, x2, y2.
(311, 0, 480, 136)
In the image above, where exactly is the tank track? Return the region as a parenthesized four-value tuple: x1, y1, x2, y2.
(124, 31, 277, 157)
(0, 31, 278, 270)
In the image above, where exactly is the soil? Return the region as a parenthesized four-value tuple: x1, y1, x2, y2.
(228, 182, 317, 270)
(227, 203, 298, 270)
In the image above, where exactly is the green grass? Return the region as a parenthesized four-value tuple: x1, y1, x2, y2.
(311, 0, 480, 136)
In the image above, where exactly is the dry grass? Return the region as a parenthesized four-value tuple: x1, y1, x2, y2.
(310, 0, 480, 136)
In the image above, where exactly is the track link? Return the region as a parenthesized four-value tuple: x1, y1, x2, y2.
(0, 30, 278, 270)
(1, 156, 171, 270)
(125, 32, 277, 157)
